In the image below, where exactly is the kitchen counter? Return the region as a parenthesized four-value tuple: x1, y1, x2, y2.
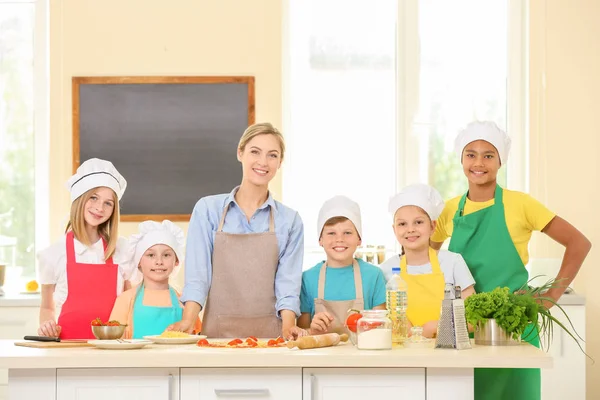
(0, 339, 552, 369)
(1, 339, 553, 400)
(0, 292, 40, 307)
(0, 339, 552, 400)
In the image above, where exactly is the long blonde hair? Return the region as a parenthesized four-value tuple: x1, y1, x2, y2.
(238, 122, 286, 161)
(65, 187, 120, 260)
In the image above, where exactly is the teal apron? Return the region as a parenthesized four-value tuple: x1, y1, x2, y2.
(132, 285, 183, 339)
(449, 185, 540, 400)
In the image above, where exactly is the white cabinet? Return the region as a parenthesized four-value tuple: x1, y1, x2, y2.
(0, 306, 39, 400)
(56, 368, 178, 400)
(0, 306, 39, 340)
(303, 368, 426, 400)
(540, 305, 586, 400)
(181, 368, 302, 400)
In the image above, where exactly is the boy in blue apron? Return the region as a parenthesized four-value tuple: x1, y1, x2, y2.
(431, 121, 591, 400)
(110, 220, 201, 338)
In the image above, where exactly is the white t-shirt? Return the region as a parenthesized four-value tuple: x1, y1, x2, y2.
(36, 235, 136, 311)
(379, 250, 475, 290)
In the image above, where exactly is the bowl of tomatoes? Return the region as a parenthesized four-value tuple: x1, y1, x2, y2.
(345, 309, 363, 346)
(91, 318, 126, 340)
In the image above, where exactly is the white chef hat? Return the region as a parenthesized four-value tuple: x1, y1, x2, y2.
(388, 184, 445, 221)
(129, 220, 185, 274)
(454, 121, 512, 165)
(317, 195, 362, 239)
(66, 158, 127, 202)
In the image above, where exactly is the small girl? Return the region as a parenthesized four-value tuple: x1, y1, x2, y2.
(383, 183, 476, 338)
(109, 220, 201, 339)
(37, 158, 133, 339)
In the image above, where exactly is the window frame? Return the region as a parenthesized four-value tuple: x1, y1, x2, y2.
(0, 0, 49, 284)
(282, 0, 529, 262)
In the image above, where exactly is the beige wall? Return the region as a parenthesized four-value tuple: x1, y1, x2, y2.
(49, 0, 600, 393)
(530, 0, 600, 395)
(48, 0, 283, 244)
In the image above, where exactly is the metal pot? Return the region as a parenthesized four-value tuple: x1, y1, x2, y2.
(474, 319, 521, 346)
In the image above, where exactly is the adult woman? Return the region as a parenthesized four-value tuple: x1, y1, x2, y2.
(171, 123, 305, 340)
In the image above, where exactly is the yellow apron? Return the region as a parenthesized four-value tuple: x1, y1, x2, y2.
(400, 247, 446, 327)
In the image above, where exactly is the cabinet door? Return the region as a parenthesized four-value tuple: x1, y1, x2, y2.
(181, 368, 302, 400)
(0, 306, 39, 339)
(0, 306, 39, 399)
(57, 368, 178, 400)
(540, 305, 586, 400)
(303, 368, 426, 400)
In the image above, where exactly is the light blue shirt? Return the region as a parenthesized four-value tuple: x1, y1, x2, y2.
(180, 187, 304, 317)
(300, 259, 387, 319)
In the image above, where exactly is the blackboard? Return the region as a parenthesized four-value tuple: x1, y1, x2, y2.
(72, 76, 255, 222)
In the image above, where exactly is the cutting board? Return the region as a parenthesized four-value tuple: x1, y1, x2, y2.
(14, 340, 93, 348)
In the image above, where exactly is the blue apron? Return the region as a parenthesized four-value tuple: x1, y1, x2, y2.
(132, 285, 183, 339)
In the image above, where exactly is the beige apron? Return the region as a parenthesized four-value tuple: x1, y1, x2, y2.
(201, 204, 282, 338)
(313, 259, 365, 335)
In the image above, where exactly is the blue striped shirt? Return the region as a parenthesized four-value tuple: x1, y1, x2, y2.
(180, 187, 304, 316)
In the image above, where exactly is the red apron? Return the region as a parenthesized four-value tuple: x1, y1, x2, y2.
(57, 231, 119, 339)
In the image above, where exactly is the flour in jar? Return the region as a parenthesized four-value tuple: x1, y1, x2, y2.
(357, 328, 392, 350)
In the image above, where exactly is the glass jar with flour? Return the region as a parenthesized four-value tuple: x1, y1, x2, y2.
(356, 310, 392, 350)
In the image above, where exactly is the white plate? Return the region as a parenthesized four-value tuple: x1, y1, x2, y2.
(143, 334, 207, 344)
(88, 339, 152, 350)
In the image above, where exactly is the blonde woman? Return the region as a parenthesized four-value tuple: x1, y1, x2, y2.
(170, 123, 306, 340)
(37, 158, 135, 339)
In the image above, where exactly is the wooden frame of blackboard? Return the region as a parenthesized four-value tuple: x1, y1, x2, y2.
(72, 76, 255, 222)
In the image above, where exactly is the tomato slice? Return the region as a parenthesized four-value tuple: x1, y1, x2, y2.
(267, 339, 278, 347)
(197, 339, 209, 347)
(275, 336, 285, 344)
(247, 336, 258, 342)
(228, 338, 243, 346)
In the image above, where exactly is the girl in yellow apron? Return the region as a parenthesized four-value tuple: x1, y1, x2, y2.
(431, 121, 591, 400)
(298, 196, 387, 334)
(388, 184, 476, 338)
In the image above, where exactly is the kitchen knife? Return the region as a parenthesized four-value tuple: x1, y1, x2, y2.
(23, 335, 60, 342)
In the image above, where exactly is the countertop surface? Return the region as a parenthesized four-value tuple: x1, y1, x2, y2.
(0, 292, 41, 307)
(0, 339, 552, 370)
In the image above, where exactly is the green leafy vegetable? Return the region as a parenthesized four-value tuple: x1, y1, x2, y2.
(464, 277, 592, 362)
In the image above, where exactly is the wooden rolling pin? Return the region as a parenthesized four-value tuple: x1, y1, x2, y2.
(286, 333, 348, 350)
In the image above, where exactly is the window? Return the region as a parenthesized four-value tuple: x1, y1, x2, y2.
(0, 0, 48, 290)
(284, 0, 527, 267)
(283, 0, 398, 268)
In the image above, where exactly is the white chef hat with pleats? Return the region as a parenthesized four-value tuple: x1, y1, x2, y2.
(317, 195, 362, 239)
(66, 158, 127, 202)
(454, 121, 512, 165)
(129, 220, 185, 274)
(388, 184, 445, 221)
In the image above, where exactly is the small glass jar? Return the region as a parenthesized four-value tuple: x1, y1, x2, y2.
(356, 310, 392, 350)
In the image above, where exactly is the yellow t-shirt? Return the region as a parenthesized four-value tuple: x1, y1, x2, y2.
(432, 188, 556, 266)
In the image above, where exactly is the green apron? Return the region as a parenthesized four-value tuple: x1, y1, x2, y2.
(449, 185, 540, 400)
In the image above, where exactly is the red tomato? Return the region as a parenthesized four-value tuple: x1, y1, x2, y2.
(197, 339, 209, 347)
(267, 339, 278, 347)
(246, 340, 258, 347)
(91, 318, 103, 326)
(228, 338, 243, 346)
(345, 311, 363, 333)
(247, 336, 258, 342)
(245, 338, 257, 345)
